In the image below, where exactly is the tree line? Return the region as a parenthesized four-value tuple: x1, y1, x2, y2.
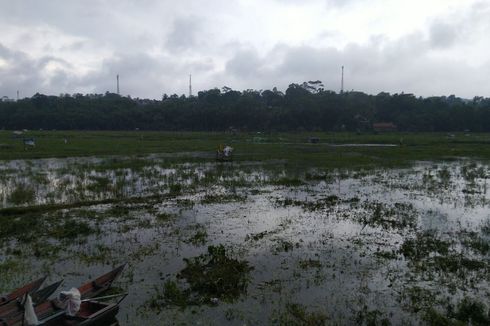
(1, 82, 490, 132)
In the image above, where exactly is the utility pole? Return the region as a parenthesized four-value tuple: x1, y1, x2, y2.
(341, 66, 344, 94)
(16, 90, 19, 101)
(116, 74, 120, 95)
(189, 74, 192, 97)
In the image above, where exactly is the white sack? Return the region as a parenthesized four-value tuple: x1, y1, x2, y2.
(24, 294, 39, 325)
(58, 288, 81, 316)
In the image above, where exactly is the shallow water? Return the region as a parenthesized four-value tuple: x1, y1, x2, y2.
(0, 157, 489, 325)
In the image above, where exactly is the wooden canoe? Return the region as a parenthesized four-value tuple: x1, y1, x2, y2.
(0, 276, 46, 306)
(41, 295, 127, 326)
(1, 299, 124, 326)
(0, 280, 63, 317)
(0, 264, 126, 325)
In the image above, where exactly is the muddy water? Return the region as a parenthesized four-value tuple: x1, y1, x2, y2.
(0, 157, 489, 325)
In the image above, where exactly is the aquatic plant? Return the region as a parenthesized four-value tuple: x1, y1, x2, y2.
(185, 229, 208, 246)
(424, 297, 490, 326)
(8, 183, 36, 205)
(274, 303, 329, 326)
(178, 245, 253, 303)
(200, 193, 246, 204)
(355, 306, 391, 326)
(400, 231, 450, 260)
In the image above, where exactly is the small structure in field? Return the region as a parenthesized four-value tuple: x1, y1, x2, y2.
(373, 122, 397, 133)
(228, 126, 239, 135)
(216, 145, 233, 162)
(308, 137, 320, 144)
(23, 138, 35, 150)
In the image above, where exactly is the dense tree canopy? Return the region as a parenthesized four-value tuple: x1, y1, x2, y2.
(1, 84, 490, 132)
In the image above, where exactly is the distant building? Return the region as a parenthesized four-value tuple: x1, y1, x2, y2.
(373, 122, 397, 132)
(1, 96, 15, 102)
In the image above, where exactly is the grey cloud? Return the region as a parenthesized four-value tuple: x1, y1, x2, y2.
(225, 49, 263, 77)
(1, 1, 490, 99)
(273, 0, 359, 8)
(325, 0, 360, 8)
(429, 22, 458, 49)
(221, 31, 489, 98)
(165, 17, 203, 53)
(0, 44, 46, 97)
(0, 41, 216, 99)
(427, 2, 490, 49)
(64, 52, 216, 98)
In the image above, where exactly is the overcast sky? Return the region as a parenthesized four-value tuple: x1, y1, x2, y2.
(1, 0, 489, 99)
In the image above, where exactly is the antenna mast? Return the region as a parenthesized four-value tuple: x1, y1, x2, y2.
(116, 74, 120, 95)
(16, 90, 19, 101)
(341, 66, 344, 94)
(189, 74, 192, 97)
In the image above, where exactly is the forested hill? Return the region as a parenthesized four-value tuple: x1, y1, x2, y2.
(1, 82, 490, 132)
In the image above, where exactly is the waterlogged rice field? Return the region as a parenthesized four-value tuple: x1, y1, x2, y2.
(0, 154, 489, 325)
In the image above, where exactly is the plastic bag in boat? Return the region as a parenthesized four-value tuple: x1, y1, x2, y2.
(58, 288, 81, 316)
(24, 294, 39, 325)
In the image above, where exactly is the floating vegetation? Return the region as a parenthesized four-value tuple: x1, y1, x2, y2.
(154, 280, 190, 308)
(146, 245, 252, 309)
(400, 231, 451, 260)
(273, 239, 298, 253)
(298, 259, 322, 269)
(184, 228, 208, 246)
(362, 201, 417, 231)
(481, 219, 490, 235)
(273, 303, 329, 326)
(8, 183, 36, 205)
(424, 297, 490, 326)
(272, 177, 305, 187)
(355, 306, 391, 326)
(462, 234, 490, 255)
(178, 245, 252, 303)
(47, 218, 95, 240)
(275, 195, 341, 211)
(374, 251, 398, 260)
(245, 230, 273, 242)
(431, 255, 487, 273)
(168, 183, 182, 195)
(155, 212, 177, 222)
(200, 193, 246, 204)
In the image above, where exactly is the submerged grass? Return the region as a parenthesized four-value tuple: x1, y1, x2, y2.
(424, 297, 490, 326)
(400, 231, 451, 260)
(178, 245, 253, 303)
(146, 245, 253, 309)
(273, 303, 329, 326)
(8, 183, 36, 205)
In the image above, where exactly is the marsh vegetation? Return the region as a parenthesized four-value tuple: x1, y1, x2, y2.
(0, 133, 489, 325)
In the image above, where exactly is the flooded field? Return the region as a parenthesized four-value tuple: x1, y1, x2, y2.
(1, 154, 489, 325)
